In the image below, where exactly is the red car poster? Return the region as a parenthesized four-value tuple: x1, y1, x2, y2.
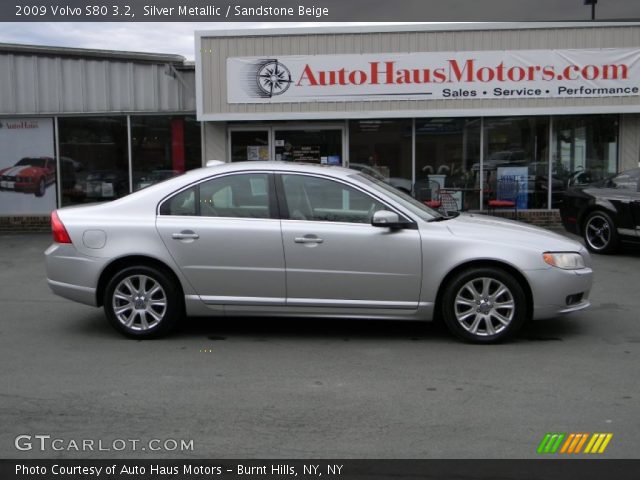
(0, 118, 56, 214)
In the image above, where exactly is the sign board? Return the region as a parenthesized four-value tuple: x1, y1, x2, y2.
(292, 145, 321, 163)
(497, 166, 528, 210)
(0, 118, 56, 215)
(227, 48, 640, 103)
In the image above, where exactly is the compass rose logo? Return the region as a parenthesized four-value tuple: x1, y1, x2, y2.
(256, 60, 293, 97)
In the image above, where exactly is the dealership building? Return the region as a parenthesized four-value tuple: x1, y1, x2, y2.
(0, 42, 200, 230)
(1, 22, 640, 230)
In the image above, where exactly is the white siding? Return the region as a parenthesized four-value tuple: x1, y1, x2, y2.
(0, 53, 196, 115)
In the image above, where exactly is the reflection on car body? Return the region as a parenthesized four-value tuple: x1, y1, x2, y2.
(134, 169, 182, 191)
(46, 162, 593, 344)
(84, 170, 128, 199)
(348, 163, 412, 193)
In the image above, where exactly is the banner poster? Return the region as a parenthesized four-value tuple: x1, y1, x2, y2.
(497, 166, 528, 210)
(227, 48, 640, 103)
(0, 118, 56, 215)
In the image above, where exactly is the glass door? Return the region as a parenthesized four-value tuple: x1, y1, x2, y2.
(273, 128, 344, 165)
(229, 130, 270, 162)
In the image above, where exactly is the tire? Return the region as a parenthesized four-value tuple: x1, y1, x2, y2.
(103, 265, 182, 338)
(583, 210, 618, 254)
(441, 267, 527, 344)
(35, 178, 45, 197)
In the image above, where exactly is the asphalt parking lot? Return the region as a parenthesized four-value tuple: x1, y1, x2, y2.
(0, 231, 638, 459)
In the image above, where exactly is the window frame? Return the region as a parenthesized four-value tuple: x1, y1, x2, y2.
(274, 172, 413, 226)
(157, 171, 279, 220)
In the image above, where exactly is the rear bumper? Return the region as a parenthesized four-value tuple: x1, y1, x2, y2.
(45, 243, 105, 307)
(47, 279, 97, 306)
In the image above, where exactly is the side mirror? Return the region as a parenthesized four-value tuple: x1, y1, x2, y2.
(371, 210, 405, 229)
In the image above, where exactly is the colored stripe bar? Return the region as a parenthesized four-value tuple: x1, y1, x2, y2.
(537, 433, 566, 454)
(537, 433, 553, 454)
(598, 434, 613, 453)
(539, 432, 612, 454)
(584, 433, 598, 453)
(560, 433, 575, 454)
(574, 433, 589, 453)
(585, 433, 613, 454)
(550, 433, 565, 453)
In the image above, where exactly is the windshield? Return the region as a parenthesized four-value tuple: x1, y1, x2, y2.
(16, 158, 46, 168)
(351, 172, 443, 222)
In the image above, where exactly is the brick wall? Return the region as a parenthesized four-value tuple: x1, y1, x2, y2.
(0, 216, 51, 233)
(477, 209, 562, 228)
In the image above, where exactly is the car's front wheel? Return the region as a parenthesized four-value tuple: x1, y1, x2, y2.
(583, 210, 618, 254)
(104, 266, 182, 338)
(441, 267, 527, 343)
(35, 177, 46, 197)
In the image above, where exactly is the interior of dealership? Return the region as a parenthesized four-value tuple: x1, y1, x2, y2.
(224, 114, 619, 212)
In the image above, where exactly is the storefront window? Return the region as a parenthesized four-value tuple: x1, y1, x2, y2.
(230, 130, 269, 162)
(553, 115, 618, 194)
(58, 117, 128, 205)
(131, 116, 201, 191)
(274, 129, 342, 164)
(483, 116, 550, 209)
(415, 118, 480, 210)
(348, 119, 412, 194)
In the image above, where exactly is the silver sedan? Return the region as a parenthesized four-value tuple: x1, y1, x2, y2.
(45, 162, 593, 343)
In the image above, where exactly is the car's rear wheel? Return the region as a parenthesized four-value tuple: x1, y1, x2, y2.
(104, 266, 182, 338)
(35, 178, 45, 197)
(583, 210, 618, 254)
(442, 267, 527, 344)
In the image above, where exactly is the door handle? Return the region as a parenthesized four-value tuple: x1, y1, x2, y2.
(172, 231, 199, 240)
(294, 236, 324, 244)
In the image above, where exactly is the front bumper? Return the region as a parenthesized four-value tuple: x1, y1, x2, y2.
(1, 181, 37, 193)
(528, 266, 593, 320)
(14, 182, 38, 193)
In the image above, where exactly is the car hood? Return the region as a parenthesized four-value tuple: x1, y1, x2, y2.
(0, 165, 37, 176)
(445, 213, 584, 251)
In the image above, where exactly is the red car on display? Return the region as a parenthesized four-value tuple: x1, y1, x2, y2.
(0, 157, 56, 197)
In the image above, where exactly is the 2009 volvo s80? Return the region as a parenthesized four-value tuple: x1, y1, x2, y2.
(45, 162, 593, 343)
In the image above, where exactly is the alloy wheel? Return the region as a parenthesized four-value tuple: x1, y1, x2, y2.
(585, 214, 611, 251)
(454, 277, 515, 337)
(112, 274, 167, 331)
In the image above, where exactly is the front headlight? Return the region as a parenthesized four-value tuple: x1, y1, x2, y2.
(543, 252, 585, 270)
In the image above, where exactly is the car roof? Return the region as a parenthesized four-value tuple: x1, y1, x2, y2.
(192, 161, 356, 179)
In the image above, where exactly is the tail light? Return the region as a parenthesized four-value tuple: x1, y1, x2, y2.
(51, 210, 72, 244)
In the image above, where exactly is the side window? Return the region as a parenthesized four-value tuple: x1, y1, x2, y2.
(199, 173, 270, 218)
(159, 173, 271, 218)
(281, 174, 386, 224)
(160, 187, 197, 216)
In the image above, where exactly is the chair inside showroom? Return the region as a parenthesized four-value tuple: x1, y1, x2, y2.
(414, 179, 442, 209)
(439, 192, 459, 216)
(488, 178, 519, 219)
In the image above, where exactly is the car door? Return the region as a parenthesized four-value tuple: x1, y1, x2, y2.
(630, 172, 640, 235)
(608, 170, 640, 238)
(156, 172, 286, 306)
(277, 173, 422, 309)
